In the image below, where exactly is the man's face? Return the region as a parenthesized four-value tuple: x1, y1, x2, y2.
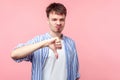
(47, 11, 66, 33)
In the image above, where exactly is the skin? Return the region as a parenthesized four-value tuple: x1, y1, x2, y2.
(48, 11, 65, 36)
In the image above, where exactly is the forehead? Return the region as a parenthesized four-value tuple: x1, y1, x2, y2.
(49, 11, 65, 18)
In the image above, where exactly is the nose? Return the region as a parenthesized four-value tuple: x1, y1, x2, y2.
(56, 20, 61, 25)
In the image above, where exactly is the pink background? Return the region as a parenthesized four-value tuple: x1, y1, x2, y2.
(0, 0, 120, 80)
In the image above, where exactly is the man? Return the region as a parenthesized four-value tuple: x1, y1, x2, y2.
(11, 2, 80, 80)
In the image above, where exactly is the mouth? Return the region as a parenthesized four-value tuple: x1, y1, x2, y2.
(56, 26, 61, 29)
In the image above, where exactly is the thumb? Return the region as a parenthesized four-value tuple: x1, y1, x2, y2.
(53, 48, 58, 59)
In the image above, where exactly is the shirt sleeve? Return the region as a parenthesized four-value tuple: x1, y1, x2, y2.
(73, 42, 80, 79)
(13, 37, 37, 63)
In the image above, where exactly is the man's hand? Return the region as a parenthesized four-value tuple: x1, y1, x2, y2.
(45, 37, 62, 59)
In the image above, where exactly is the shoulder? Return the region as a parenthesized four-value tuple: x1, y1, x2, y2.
(29, 33, 49, 43)
(64, 35, 75, 43)
(63, 35, 76, 46)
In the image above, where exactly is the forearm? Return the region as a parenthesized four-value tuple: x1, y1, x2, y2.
(11, 40, 48, 59)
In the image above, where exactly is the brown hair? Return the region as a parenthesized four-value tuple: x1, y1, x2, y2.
(46, 2, 67, 18)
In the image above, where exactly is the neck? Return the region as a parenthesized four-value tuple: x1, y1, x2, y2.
(49, 31, 63, 39)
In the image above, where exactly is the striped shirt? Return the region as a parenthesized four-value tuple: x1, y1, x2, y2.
(14, 33, 80, 80)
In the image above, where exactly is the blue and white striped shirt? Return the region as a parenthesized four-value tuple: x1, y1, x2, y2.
(14, 33, 80, 80)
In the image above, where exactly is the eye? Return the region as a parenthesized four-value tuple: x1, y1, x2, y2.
(52, 18, 57, 21)
(60, 19, 65, 21)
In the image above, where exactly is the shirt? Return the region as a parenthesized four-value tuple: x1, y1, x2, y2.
(43, 40, 67, 80)
(14, 33, 80, 80)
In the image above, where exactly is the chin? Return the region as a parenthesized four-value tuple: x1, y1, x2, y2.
(53, 30, 62, 33)
(57, 31, 62, 33)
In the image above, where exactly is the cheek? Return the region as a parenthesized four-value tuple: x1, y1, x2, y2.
(49, 22, 56, 28)
(51, 22, 56, 26)
(48, 22, 52, 26)
(62, 22, 65, 25)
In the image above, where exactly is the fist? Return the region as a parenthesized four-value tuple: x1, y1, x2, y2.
(55, 37, 62, 49)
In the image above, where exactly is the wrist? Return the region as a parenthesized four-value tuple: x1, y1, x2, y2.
(42, 40, 49, 47)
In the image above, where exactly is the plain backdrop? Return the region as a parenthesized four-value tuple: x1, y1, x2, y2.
(0, 0, 120, 80)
